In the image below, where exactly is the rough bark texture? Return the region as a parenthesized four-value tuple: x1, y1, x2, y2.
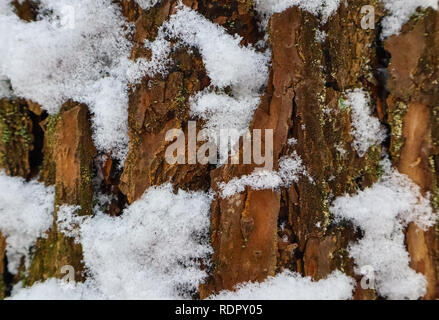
(24, 102, 96, 286)
(0, 0, 438, 299)
(384, 8, 439, 299)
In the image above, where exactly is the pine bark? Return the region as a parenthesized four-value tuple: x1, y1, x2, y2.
(0, 0, 438, 299)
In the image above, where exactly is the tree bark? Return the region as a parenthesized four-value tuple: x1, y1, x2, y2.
(0, 0, 438, 299)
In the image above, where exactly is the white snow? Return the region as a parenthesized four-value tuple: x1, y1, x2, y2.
(10, 183, 213, 300)
(11, 265, 355, 301)
(331, 168, 437, 300)
(189, 91, 262, 149)
(0, 0, 133, 161)
(0, 76, 11, 98)
(210, 270, 355, 300)
(0, 0, 12, 13)
(346, 89, 386, 157)
(79, 184, 212, 299)
(315, 29, 328, 43)
(0, 171, 54, 273)
(127, 37, 171, 82)
(134, 0, 162, 10)
(287, 138, 298, 146)
(381, 0, 439, 38)
(9, 279, 103, 300)
(56, 205, 84, 242)
(135, 5, 269, 93)
(254, 0, 341, 24)
(161, 7, 269, 93)
(218, 151, 310, 198)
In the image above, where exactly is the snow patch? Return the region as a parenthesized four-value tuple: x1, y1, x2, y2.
(0, 171, 54, 273)
(57, 205, 85, 241)
(9, 279, 102, 300)
(0, 0, 133, 161)
(346, 89, 386, 157)
(210, 270, 355, 300)
(218, 151, 310, 198)
(134, 0, 162, 10)
(127, 37, 171, 83)
(189, 91, 262, 149)
(331, 169, 437, 299)
(254, 0, 341, 24)
(80, 184, 212, 299)
(10, 184, 213, 300)
(0, 76, 11, 98)
(287, 137, 298, 146)
(315, 29, 328, 43)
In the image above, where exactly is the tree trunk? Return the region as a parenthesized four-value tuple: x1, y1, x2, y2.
(0, 0, 438, 299)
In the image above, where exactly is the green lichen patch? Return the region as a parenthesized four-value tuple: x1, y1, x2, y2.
(338, 96, 350, 112)
(40, 114, 60, 185)
(388, 101, 408, 164)
(0, 99, 33, 177)
(24, 227, 85, 288)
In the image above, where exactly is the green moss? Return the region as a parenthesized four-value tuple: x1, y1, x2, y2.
(1, 127, 12, 144)
(0, 99, 33, 176)
(40, 114, 60, 185)
(174, 87, 187, 105)
(364, 146, 383, 178)
(428, 155, 439, 211)
(24, 228, 84, 287)
(78, 165, 94, 216)
(45, 114, 60, 136)
(332, 247, 349, 273)
(0, 101, 32, 145)
(389, 101, 408, 164)
(431, 187, 439, 211)
(314, 180, 333, 232)
(0, 275, 5, 299)
(410, 8, 429, 23)
(432, 105, 439, 147)
(338, 96, 350, 112)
